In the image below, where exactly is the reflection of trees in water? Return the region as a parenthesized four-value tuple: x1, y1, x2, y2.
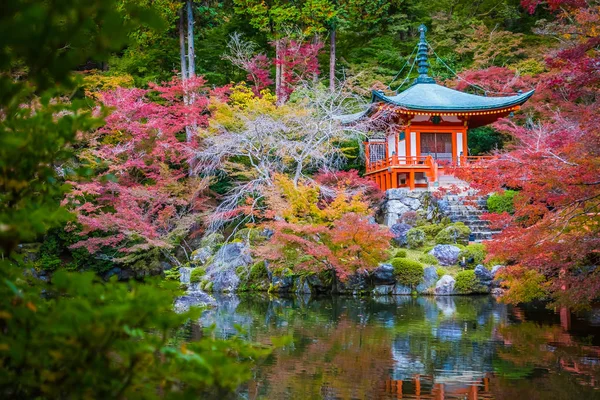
(197, 295, 600, 399)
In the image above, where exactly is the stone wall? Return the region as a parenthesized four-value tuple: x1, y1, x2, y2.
(377, 189, 440, 226)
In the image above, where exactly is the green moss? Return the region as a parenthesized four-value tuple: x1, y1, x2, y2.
(391, 258, 424, 288)
(190, 268, 206, 283)
(458, 243, 486, 267)
(406, 228, 426, 249)
(487, 190, 517, 214)
(435, 222, 471, 246)
(233, 228, 267, 245)
(436, 266, 448, 277)
(418, 253, 439, 265)
(455, 270, 486, 294)
(419, 223, 447, 240)
(394, 249, 407, 258)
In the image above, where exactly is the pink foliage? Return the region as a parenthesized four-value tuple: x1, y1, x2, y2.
(314, 169, 383, 205)
(67, 76, 212, 258)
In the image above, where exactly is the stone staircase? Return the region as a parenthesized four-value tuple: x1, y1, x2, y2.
(440, 194, 498, 242)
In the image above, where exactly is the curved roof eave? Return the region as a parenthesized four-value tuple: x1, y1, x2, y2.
(371, 85, 535, 112)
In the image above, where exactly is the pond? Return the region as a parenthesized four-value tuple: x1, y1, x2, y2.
(195, 295, 600, 399)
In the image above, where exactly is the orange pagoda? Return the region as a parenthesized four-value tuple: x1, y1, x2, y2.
(339, 24, 534, 191)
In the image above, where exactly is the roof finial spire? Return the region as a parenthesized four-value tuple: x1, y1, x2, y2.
(415, 24, 435, 84)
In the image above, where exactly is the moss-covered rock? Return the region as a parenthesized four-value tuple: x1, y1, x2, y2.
(391, 258, 424, 288)
(435, 222, 471, 246)
(455, 270, 487, 294)
(406, 228, 426, 249)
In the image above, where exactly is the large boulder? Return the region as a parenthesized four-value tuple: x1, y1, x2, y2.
(204, 242, 252, 292)
(389, 223, 412, 246)
(434, 275, 456, 295)
(429, 245, 461, 266)
(372, 264, 396, 285)
(270, 270, 294, 293)
(474, 265, 493, 286)
(393, 284, 412, 295)
(416, 266, 439, 294)
(372, 285, 394, 295)
(491, 265, 505, 288)
(334, 271, 370, 295)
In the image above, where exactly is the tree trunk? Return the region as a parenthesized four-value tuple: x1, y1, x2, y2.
(329, 27, 336, 93)
(186, 0, 196, 77)
(275, 39, 281, 102)
(178, 6, 188, 80)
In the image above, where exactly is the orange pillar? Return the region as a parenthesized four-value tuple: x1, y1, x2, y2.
(451, 131, 457, 164)
(409, 171, 415, 190)
(392, 171, 398, 188)
(386, 172, 392, 190)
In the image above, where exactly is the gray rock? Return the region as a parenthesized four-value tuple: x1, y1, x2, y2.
(200, 232, 225, 249)
(393, 284, 412, 295)
(474, 265, 493, 287)
(271, 272, 294, 293)
(390, 223, 412, 246)
(434, 275, 456, 295)
(491, 265, 505, 276)
(429, 245, 461, 266)
(295, 278, 311, 295)
(372, 264, 396, 285)
(191, 246, 212, 265)
(491, 288, 505, 296)
(373, 284, 394, 295)
(306, 274, 330, 293)
(173, 291, 216, 313)
(380, 189, 431, 226)
(416, 266, 439, 293)
(179, 267, 192, 284)
(490, 265, 505, 288)
(204, 242, 252, 292)
(334, 271, 369, 295)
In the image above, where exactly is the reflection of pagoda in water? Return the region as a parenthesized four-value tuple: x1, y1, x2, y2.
(387, 297, 499, 399)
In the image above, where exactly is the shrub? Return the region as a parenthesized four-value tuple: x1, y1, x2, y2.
(394, 249, 407, 258)
(435, 222, 471, 246)
(190, 268, 206, 283)
(406, 228, 426, 249)
(487, 190, 517, 214)
(458, 243, 487, 267)
(419, 253, 439, 265)
(455, 270, 485, 294)
(436, 266, 448, 277)
(391, 258, 424, 288)
(419, 223, 447, 239)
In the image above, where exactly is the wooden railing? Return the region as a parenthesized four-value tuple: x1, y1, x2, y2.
(365, 155, 433, 173)
(458, 155, 496, 165)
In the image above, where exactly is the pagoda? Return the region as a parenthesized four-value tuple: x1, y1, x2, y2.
(339, 24, 534, 191)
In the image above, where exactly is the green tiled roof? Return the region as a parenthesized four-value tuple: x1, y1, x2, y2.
(372, 84, 535, 111)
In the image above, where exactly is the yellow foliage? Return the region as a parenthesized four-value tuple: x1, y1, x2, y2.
(207, 82, 300, 134)
(267, 174, 370, 225)
(80, 71, 134, 99)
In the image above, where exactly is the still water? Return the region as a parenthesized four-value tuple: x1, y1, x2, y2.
(199, 294, 600, 399)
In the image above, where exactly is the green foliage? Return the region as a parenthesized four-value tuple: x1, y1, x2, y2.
(406, 228, 426, 249)
(418, 222, 447, 240)
(0, 265, 272, 398)
(455, 270, 485, 294)
(487, 190, 517, 214)
(394, 249, 407, 258)
(458, 243, 487, 267)
(190, 267, 206, 283)
(467, 126, 508, 155)
(418, 253, 439, 266)
(436, 266, 448, 277)
(435, 222, 471, 246)
(391, 258, 424, 288)
(164, 267, 181, 281)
